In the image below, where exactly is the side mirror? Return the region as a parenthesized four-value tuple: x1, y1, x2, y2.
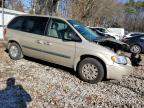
(63, 32, 81, 42)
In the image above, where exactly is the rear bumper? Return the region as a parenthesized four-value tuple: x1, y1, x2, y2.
(106, 58, 133, 80)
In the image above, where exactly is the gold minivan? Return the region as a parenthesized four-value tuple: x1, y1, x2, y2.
(3, 15, 133, 83)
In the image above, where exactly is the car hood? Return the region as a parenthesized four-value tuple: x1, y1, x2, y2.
(94, 37, 129, 52)
(95, 37, 125, 44)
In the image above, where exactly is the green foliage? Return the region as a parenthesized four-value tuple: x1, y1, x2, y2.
(124, 1, 144, 32)
(127, 0, 135, 6)
(125, 1, 144, 14)
(125, 7, 137, 14)
(126, 1, 144, 8)
(135, 2, 144, 8)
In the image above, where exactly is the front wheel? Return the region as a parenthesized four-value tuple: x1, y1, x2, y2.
(78, 58, 105, 84)
(8, 42, 23, 60)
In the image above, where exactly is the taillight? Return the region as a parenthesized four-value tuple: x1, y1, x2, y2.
(3, 29, 7, 40)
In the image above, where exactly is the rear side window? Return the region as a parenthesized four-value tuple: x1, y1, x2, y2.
(8, 16, 48, 35)
(22, 16, 48, 35)
(7, 16, 24, 30)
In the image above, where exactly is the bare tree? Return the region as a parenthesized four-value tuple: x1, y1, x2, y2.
(31, 0, 59, 15)
(70, 0, 124, 27)
(124, 1, 144, 32)
(0, 0, 6, 8)
(0, 0, 2, 7)
(4, 0, 24, 12)
(124, 11, 144, 32)
(13, 0, 24, 12)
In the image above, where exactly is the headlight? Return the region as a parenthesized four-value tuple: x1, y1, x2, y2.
(111, 56, 127, 64)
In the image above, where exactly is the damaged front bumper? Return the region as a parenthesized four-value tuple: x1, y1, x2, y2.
(95, 38, 141, 66)
(107, 57, 133, 80)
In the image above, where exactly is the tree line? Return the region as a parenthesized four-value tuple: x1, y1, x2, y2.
(70, 0, 144, 32)
(124, 0, 144, 32)
(0, 0, 144, 32)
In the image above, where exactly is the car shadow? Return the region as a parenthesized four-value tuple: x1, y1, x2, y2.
(0, 78, 32, 108)
(24, 56, 110, 82)
(24, 56, 79, 78)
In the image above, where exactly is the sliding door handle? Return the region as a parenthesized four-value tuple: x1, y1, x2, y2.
(45, 41, 52, 45)
(36, 40, 44, 44)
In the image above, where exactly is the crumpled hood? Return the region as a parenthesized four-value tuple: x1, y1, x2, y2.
(94, 37, 129, 52)
(95, 37, 126, 45)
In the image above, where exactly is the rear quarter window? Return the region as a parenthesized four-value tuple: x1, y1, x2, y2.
(8, 16, 49, 35)
(7, 16, 25, 30)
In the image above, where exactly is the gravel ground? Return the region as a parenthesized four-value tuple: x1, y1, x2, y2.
(0, 44, 144, 108)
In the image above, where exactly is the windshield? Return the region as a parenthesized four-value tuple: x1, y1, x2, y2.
(68, 20, 99, 41)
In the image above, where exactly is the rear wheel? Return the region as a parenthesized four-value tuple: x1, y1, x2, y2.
(78, 58, 104, 84)
(130, 44, 141, 54)
(9, 42, 23, 60)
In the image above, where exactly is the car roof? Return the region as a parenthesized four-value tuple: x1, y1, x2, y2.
(16, 14, 70, 22)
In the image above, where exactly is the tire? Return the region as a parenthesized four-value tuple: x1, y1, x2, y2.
(78, 58, 104, 84)
(8, 42, 23, 60)
(130, 44, 141, 54)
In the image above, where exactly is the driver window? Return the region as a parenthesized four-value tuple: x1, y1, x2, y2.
(47, 19, 74, 40)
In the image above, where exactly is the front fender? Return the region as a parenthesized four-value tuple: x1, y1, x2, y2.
(74, 53, 113, 71)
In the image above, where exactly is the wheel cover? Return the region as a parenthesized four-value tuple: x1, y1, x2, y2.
(82, 63, 98, 80)
(9, 45, 18, 58)
(131, 45, 141, 53)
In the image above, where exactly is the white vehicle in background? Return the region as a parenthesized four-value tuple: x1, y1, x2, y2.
(107, 28, 125, 40)
(90, 27, 120, 40)
(0, 7, 25, 39)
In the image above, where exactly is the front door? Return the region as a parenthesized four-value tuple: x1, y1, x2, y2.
(41, 18, 76, 68)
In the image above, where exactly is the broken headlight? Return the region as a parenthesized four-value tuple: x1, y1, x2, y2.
(111, 56, 127, 65)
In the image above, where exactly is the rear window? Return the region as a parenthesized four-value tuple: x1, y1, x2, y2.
(8, 16, 48, 35)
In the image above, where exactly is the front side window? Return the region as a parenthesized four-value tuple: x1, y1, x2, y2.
(46, 19, 76, 40)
